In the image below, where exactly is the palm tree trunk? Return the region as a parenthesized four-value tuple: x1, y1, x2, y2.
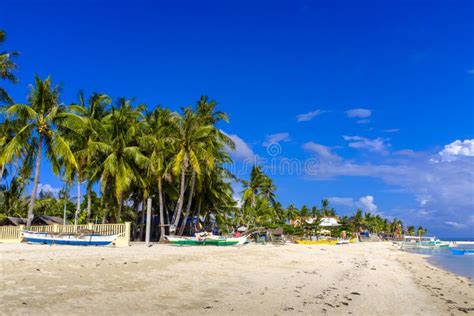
(103, 200, 108, 224)
(27, 137, 42, 228)
(172, 169, 187, 229)
(0, 164, 4, 183)
(117, 194, 123, 222)
(75, 176, 81, 228)
(158, 178, 166, 242)
(86, 184, 92, 223)
(179, 171, 196, 236)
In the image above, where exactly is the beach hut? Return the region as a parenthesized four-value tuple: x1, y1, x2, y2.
(31, 215, 67, 226)
(0, 217, 27, 226)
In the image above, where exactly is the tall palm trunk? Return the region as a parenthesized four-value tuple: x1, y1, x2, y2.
(103, 200, 108, 224)
(117, 194, 123, 222)
(158, 178, 166, 242)
(75, 176, 81, 227)
(179, 171, 196, 236)
(27, 137, 42, 228)
(0, 164, 4, 183)
(172, 168, 187, 229)
(86, 184, 92, 223)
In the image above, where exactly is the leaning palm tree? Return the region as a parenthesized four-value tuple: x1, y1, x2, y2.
(1, 75, 79, 226)
(0, 30, 19, 105)
(169, 107, 214, 231)
(176, 98, 234, 235)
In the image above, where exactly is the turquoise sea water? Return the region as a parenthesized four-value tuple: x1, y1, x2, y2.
(403, 241, 474, 279)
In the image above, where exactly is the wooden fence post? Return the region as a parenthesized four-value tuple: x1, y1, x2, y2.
(18, 225, 25, 241)
(53, 224, 59, 233)
(87, 223, 93, 230)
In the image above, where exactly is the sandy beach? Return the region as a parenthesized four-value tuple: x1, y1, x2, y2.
(1, 242, 473, 315)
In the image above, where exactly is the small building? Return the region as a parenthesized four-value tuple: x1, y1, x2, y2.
(0, 217, 27, 226)
(31, 215, 66, 225)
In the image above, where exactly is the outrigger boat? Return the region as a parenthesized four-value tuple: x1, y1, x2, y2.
(165, 233, 247, 246)
(400, 236, 449, 249)
(22, 230, 118, 246)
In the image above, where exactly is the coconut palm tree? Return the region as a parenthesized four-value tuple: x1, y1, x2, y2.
(0, 30, 19, 105)
(351, 209, 364, 232)
(140, 107, 175, 240)
(169, 107, 215, 230)
(93, 97, 148, 222)
(417, 226, 427, 237)
(1, 75, 79, 227)
(68, 91, 111, 222)
(176, 97, 234, 235)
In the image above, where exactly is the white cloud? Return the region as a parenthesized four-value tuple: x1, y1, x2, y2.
(37, 184, 61, 197)
(345, 108, 371, 118)
(343, 135, 389, 153)
(468, 69, 474, 75)
(233, 195, 243, 208)
(445, 221, 467, 229)
(223, 132, 255, 161)
(438, 139, 474, 162)
(329, 195, 379, 213)
(383, 128, 400, 133)
(356, 119, 371, 124)
(262, 132, 290, 146)
(296, 110, 326, 122)
(358, 195, 378, 213)
(303, 142, 341, 161)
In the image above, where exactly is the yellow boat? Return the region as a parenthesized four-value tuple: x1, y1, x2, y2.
(295, 238, 355, 245)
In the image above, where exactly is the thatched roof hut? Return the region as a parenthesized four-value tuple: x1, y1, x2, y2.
(31, 215, 66, 225)
(0, 217, 27, 226)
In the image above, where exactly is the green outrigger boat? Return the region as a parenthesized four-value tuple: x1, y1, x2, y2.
(165, 235, 247, 246)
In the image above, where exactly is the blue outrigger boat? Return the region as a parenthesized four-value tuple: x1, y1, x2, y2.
(449, 248, 474, 255)
(22, 231, 118, 246)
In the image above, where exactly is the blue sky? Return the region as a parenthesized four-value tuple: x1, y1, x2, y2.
(2, 0, 473, 237)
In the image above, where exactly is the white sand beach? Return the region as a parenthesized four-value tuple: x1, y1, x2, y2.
(1, 242, 473, 315)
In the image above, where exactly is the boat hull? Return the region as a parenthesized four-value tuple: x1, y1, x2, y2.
(22, 231, 117, 246)
(165, 236, 246, 246)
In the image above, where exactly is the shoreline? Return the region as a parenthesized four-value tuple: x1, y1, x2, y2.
(1, 242, 473, 315)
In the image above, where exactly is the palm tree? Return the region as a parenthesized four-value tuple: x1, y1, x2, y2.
(169, 107, 214, 231)
(94, 98, 147, 222)
(68, 91, 111, 222)
(417, 226, 427, 237)
(1, 76, 79, 227)
(351, 209, 364, 232)
(0, 30, 19, 105)
(141, 107, 175, 240)
(177, 97, 234, 235)
(242, 166, 266, 209)
(321, 199, 332, 216)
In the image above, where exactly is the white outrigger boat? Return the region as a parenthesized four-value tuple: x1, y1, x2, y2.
(22, 230, 119, 246)
(399, 236, 449, 250)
